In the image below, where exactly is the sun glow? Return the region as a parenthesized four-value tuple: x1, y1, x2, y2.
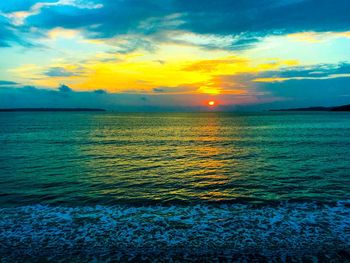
(208, 100, 216, 106)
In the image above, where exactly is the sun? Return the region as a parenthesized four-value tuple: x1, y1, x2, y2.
(208, 100, 215, 106)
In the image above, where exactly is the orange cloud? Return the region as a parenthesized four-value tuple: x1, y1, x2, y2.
(183, 57, 248, 73)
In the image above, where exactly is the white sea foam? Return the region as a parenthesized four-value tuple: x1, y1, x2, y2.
(0, 201, 350, 261)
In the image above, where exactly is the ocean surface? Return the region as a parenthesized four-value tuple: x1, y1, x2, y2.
(1, 112, 350, 261)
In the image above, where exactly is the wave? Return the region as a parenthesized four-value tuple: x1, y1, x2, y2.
(1, 201, 350, 261)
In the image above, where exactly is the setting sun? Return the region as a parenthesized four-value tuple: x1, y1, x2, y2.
(208, 101, 216, 106)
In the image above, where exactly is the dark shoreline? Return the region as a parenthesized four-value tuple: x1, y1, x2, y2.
(270, 104, 350, 112)
(0, 108, 106, 112)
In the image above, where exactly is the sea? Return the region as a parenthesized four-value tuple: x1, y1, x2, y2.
(0, 111, 350, 261)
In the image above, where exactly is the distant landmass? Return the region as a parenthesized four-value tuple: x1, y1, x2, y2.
(270, 104, 350, 112)
(0, 108, 106, 112)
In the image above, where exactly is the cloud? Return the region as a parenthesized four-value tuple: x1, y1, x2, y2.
(0, 1, 55, 13)
(0, 15, 23, 47)
(108, 37, 156, 54)
(253, 63, 350, 82)
(58, 84, 73, 92)
(212, 63, 350, 95)
(183, 57, 247, 73)
(286, 32, 348, 43)
(174, 0, 350, 36)
(45, 67, 81, 77)
(2, 0, 103, 26)
(2, 0, 348, 50)
(0, 80, 18, 85)
(0, 0, 103, 47)
(210, 63, 350, 91)
(0, 85, 213, 111)
(258, 76, 350, 109)
(222, 62, 350, 109)
(181, 62, 350, 108)
(94, 89, 106, 94)
(2, 70, 350, 112)
(0, 0, 349, 57)
(153, 86, 197, 93)
(24, 0, 168, 38)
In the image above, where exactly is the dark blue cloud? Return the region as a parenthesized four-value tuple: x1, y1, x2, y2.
(228, 37, 261, 51)
(0, 16, 20, 47)
(1, 75, 350, 111)
(0, 80, 18, 85)
(249, 63, 350, 108)
(1, 0, 350, 50)
(0, 0, 56, 13)
(0, 86, 202, 111)
(110, 38, 156, 54)
(26, 0, 172, 38)
(257, 63, 350, 79)
(94, 89, 107, 94)
(153, 88, 165, 93)
(58, 84, 73, 92)
(217, 62, 350, 88)
(257, 76, 350, 110)
(153, 86, 197, 93)
(0, 14, 39, 47)
(18, 0, 350, 47)
(45, 67, 80, 77)
(201, 62, 350, 109)
(174, 0, 350, 35)
(216, 73, 350, 111)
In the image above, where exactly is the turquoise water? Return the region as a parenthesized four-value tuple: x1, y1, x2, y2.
(1, 112, 350, 260)
(1, 112, 350, 206)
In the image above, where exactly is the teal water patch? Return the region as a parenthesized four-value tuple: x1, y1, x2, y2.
(1, 112, 350, 206)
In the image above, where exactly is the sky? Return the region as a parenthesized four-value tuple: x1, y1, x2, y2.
(1, 0, 350, 111)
